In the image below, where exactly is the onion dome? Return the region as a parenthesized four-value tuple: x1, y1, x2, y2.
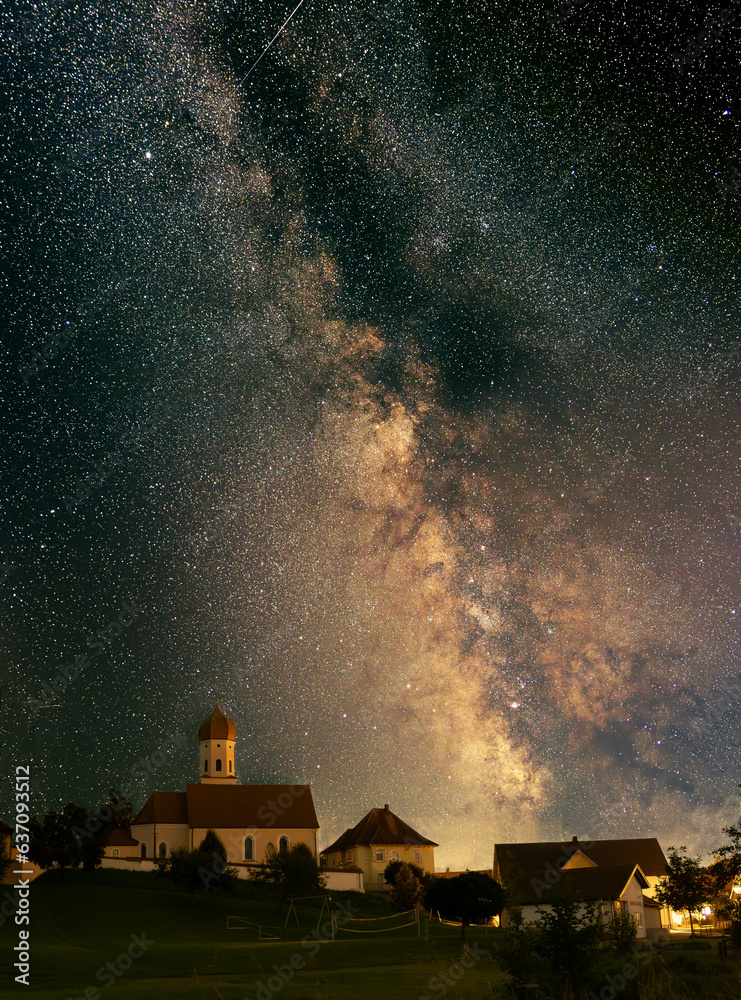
(198, 703, 236, 741)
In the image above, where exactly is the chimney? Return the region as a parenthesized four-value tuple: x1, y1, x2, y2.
(384, 804, 389, 813)
(572, 835, 578, 843)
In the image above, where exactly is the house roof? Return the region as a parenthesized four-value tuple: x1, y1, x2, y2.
(131, 784, 318, 830)
(513, 864, 649, 905)
(321, 805, 438, 855)
(494, 837, 667, 878)
(106, 827, 140, 847)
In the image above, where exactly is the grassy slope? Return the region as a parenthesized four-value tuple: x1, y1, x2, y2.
(0, 870, 507, 1000)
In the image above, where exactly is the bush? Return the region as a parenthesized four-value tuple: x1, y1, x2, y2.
(605, 907, 638, 955)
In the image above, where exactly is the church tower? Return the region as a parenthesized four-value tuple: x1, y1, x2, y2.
(198, 704, 237, 784)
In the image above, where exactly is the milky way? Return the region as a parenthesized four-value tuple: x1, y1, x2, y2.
(1, 0, 740, 868)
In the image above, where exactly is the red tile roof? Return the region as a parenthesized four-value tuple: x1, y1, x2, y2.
(131, 791, 188, 826)
(106, 827, 140, 847)
(131, 784, 318, 830)
(321, 806, 437, 855)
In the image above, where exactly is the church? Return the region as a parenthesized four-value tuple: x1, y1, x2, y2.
(123, 705, 320, 870)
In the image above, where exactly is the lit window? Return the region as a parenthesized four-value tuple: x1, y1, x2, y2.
(112, 850, 119, 858)
(389, 851, 400, 862)
(216, 759, 223, 772)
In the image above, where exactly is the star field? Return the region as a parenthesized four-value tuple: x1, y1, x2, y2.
(1, 0, 740, 868)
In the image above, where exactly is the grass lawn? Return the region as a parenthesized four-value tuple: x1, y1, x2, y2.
(3, 871, 740, 999)
(0, 870, 508, 1000)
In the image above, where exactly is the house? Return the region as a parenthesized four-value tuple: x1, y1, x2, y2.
(494, 836, 671, 939)
(122, 704, 320, 874)
(321, 804, 437, 891)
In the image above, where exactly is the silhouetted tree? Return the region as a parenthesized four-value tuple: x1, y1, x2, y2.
(388, 862, 424, 911)
(424, 872, 504, 941)
(27, 803, 106, 878)
(160, 833, 237, 905)
(383, 859, 425, 886)
(655, 846, 712, 937)
(251, 842, 326, 897)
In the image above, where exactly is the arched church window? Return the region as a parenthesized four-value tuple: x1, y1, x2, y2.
(112, 850, 119, 858)
(279, 836, 289, 853)
(244, 836, 255, 861)
(158, 842, 168, 859)
(216, 758, 223, 772)
(140, 843, 147, 859)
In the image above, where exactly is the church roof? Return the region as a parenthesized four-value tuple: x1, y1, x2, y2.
(198, 704, 236, 742)
(131, 791, 188, 826)
(131, 783, 318, 830)
(321, 805, 438, 855)
(494, 837, 667, 879)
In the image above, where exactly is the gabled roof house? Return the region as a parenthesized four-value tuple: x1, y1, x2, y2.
(321, 804, 437, 891)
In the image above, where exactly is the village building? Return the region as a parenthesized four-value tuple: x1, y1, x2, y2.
(494, 836, 670, 939)
(321, 805, 437, 891)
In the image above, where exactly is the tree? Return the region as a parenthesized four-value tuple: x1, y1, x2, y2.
(712, 785, 741, 887)
(198, 829, 227, 865)
(654, 846, 712, 936)
(251, 842, 327, 897)
(160, 832, 237, 905)
(383, 859, 425, 887)
(27, 803, 107, 878)
(424, 872, 504, 941)
(497, 883, 608, 994)
(0, 835, 12, 883)
(388, 862, 424, 911)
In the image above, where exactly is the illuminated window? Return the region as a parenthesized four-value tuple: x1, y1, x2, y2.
(216, 759, 223, 772)
(389, 851, 400, 862)
(112, 850, 119, 858)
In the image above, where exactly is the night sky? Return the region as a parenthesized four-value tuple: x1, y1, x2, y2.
(1, 0, 740, 870)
